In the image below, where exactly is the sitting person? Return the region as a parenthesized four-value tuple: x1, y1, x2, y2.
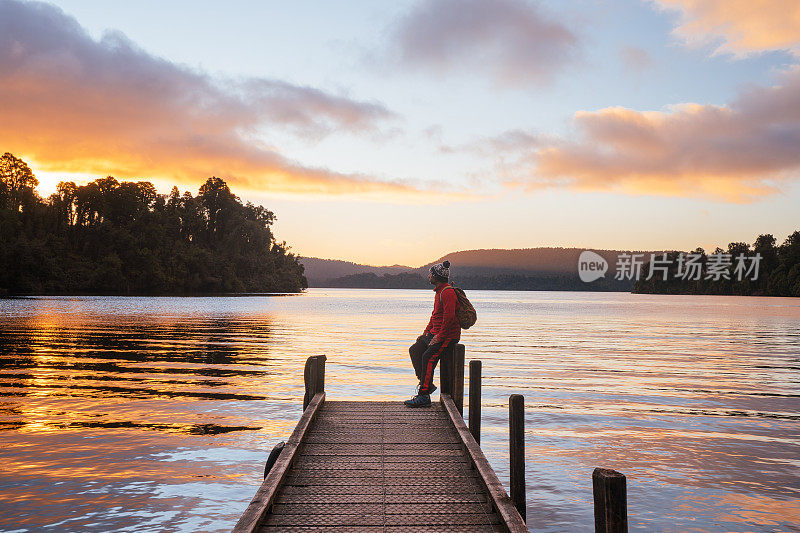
(405, 260, 460, 407)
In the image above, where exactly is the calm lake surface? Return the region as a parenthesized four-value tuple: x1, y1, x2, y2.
(0, 289, 798, 532)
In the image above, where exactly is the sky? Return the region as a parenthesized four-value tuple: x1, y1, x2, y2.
(2, 0, 799, 266)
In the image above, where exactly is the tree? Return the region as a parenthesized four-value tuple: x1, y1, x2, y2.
(48, 181, 78, 228)
(198, 176, 237, 244)
(0, 152, 39, 212)
(0, 154, 307, 295)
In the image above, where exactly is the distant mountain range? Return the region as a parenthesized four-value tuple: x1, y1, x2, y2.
(299, 257, 413, 286)
(300, 248, 657, 291)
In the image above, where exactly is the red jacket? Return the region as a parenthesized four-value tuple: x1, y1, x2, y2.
(424, 283, 461, 342)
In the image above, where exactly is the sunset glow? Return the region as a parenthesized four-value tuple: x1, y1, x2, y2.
(2, 0, 799, 265)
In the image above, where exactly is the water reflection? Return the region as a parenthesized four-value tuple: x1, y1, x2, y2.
(0, 292, 798, 532)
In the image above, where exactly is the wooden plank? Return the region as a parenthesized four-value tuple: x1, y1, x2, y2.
(259, 524, 507, 533)
(386, 513, 501, 526)
(232, 392, 325, 533)
(263, 513, 501, 527)
(283, 473, 486, 484)
(441, 394, 529, 533)
(279, 483, 484, 495)
(299, 443, 464, 452)
(384, 527, 506, 533)
(275, 493, 489, 504)
(259, 526, 385, 533)
(297, 457, 471, 466)
(240, 397, 527, 533)
(270, 502, 493, 515)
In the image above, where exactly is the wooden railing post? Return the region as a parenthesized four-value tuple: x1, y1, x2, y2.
(593, 468, 628, 533)
(303, 355, 326, 411)
(509, 394, 526, 522)
(468, 360, 482, 444)
(453, 344, 465, 415)
(303, 357, 316, 411)
(315, 355, 326, 395)
(263, 441, 285, 479)
(440, 349, 452, 396)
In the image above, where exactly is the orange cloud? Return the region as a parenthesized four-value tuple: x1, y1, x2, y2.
(0, 0, 417, 197)
(651, 0, 800, 56)
(501, 68, 800, 202)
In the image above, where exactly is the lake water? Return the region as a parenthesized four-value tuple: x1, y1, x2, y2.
(0, 289, 798, 532)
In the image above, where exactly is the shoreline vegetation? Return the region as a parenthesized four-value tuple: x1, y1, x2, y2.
(301, 240, 799, 297)
(3, 152, 797, 298)
(300, 249, 642, 292)
(318, 270, 633, 292)
(633, 232, 800, 297)
(0, 153, 307, 295)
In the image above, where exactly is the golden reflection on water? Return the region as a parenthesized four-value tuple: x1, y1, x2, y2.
(0, 291, 799, 532)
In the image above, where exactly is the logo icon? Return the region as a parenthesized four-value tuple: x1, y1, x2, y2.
(578, 250, 608, 282)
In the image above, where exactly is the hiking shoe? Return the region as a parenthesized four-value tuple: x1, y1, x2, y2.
(405, 394, 431, 408)
(404, 384, 422, 405)
(414, 383, 437, 395)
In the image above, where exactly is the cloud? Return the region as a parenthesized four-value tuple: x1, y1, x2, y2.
(0, 0, 411, 196)
(487, 129, 546, 152)
(500, 68, 800, 202)
(390, 0, 578, 86)
(619, 45, 652, 72)
(239, 79, 392, 139)
(650, 0, 800, 57)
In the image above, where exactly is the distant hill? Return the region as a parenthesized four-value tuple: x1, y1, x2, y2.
(425, 248, 628, 275)
(303, 248, 658, 291)
(298, 257, 412, 287)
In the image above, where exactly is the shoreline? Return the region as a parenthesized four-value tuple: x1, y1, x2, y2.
(3, 288, 798, 298)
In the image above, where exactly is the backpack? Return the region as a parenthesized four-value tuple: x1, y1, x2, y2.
(442, 283, 477, 329)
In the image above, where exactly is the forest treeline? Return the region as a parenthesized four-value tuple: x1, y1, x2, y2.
(306, 248, 640, 290)
(633, 232, 800, 296)
(322, 271, 634, 291)
(0, 153, 307, 295)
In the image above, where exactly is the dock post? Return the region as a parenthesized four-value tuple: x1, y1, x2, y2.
(509, 394, 526, 522)
(440, 348, 452, 396)
(303, 356, 316, 411)
(468, 360, 481, 444)
(592, 468, 628, 533)
(315, 355, 326, 394)
(263, 441, 285, 479)
(303, 355, 326, 411)
(453, 344, 465, 415)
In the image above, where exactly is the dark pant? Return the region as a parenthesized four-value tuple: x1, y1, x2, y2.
(409, 335, 454, 395)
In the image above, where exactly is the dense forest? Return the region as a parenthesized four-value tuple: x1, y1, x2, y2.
(0, 153, 307, 295)
(299, 256, 411, 286)
(323, 271, 634, 291)
(306, 248, 643, 290)
(312, 238, 800, 295)
(634, 232, 800, 296)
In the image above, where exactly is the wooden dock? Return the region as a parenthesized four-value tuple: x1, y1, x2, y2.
(233, 352, 529, 533)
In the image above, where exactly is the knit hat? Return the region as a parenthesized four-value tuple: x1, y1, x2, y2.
(430, 260, 450, 281)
